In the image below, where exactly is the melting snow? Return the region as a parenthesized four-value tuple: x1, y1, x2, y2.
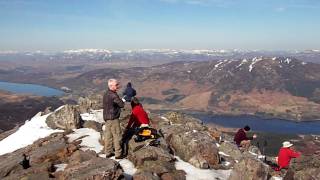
(54, 163, 68, 172)
(236, 59, 248, 68)
(175, 156, 231, 180)
(0, 112, 63, 155)
(249, 57, 263, 72)
(219, 151, 230, 157)
(271, 177, 283, 180)
(98, 154, 137, 180)
(222, 161, 231, 166)
(161, 116, 169, 121)
(284, 58, 291, 64)
(67, 128, 103, 153)
(214, 61, 224, 69)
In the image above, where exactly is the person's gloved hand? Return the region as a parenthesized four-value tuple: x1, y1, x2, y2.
(253, 134, 258, 139)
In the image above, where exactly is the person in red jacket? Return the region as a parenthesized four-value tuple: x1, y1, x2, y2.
(126, 97, 150, 129)
(121, 97, 150, 156)
(234, 125, 257, 150)
(277, 141, 301, 169)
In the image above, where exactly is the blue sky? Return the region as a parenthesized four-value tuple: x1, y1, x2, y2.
(0, 0, 319, 51)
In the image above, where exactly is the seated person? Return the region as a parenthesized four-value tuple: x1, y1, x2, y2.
(234, 125, 257, 150)
(277, 141, 301, 170)
(122, 97, 150, 156)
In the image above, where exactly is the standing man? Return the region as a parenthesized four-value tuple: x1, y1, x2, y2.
(103, 79, 125, 159)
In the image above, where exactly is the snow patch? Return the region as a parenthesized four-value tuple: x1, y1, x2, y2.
(54, 105, 65, 112)
(161, 116, 170, 121)
(175, 156, 231, 180)
(236, 59, 248, 68)
(99, 154, 137, 180)
(214, 61, 224, 69)
(219, 151, 230, 157)
(249, 57, 263, 72)
(0, 112, 63, 155)
(54, 163, 68, 172)
(67, 128, 103, 153)
(222, 161, 231, 166)
(284, 58, 291, 64)
(270, 176, 283, 180)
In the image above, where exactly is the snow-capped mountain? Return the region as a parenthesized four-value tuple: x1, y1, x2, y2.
(63, 57, 320, 121)
(0, 49, 319, 63)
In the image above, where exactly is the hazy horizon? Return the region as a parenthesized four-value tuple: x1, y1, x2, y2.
(0, 0, 319, 51)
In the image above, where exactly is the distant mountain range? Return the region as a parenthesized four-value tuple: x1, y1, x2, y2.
(62, 57, 320, 121)
(0, 49, 319, 63)
(0, 49, 319, 121)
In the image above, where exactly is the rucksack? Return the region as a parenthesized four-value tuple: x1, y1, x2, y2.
(134, 127, 160, 142)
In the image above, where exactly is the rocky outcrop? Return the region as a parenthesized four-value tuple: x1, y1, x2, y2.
(83, 120, 102, 132)
(0, 131, 123, 180)
(58, 156, 123, 180)
(127, 137, 180, 179)
(7, 106, 318, 180)
(160, 112, 219, 169)
(133, 171, 160, 180)
(77, 95, 103, 113)
(0, 133, 70, 179)
(284, 154, 320, 180)
(46, 105, 82, 130)
(219, 142, 242, 161)
(228, 155, 270, 180)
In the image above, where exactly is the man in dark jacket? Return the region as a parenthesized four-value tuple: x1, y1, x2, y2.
(234, 125, 257, 150)
(122, 82, 136, 102)
(103, 79, 125, 159)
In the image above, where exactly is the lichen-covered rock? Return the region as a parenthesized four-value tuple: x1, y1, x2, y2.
(2, 162, 53, 180)
(163, 112, 207, 131)
(219, 141, 242, 161)
(165, 129, 219, 168)
(78, 95, 103, 113)
(159, 112, 220, 169)
(46, 105, 82, 130)
(284, 154, 320, 180)
(128, 145, 175, 167)
(59, 157, 124, 180)
(133, 171, 160, 180)
(82, 120, 102, 132)
(228, 155, 270, 180)
(160, 170, 186, 180)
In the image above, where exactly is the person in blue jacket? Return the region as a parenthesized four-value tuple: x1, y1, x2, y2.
(122, 82, 137, 102)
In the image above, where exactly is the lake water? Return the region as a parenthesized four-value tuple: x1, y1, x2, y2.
(0, 81, 64, 97)
(191, 113, 320, 135)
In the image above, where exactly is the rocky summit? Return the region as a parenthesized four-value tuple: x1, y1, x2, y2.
(0, 97, 319, 180)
